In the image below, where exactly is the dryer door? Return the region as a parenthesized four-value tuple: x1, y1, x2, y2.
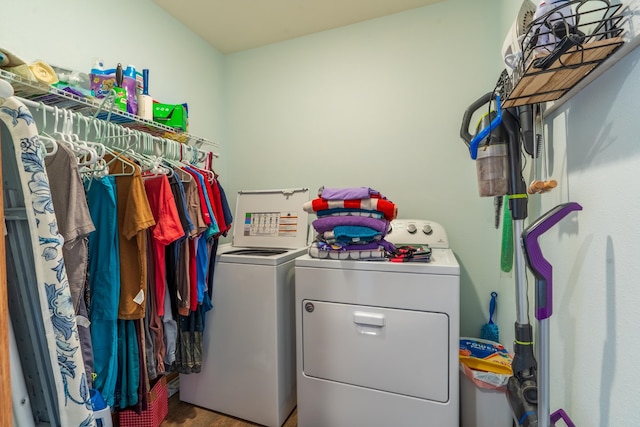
(301, 300, 450, 402)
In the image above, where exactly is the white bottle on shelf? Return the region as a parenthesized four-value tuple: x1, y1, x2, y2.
(137, 69, 153, 121)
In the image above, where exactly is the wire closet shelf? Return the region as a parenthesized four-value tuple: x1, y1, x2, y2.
(0, 68, 218, 150)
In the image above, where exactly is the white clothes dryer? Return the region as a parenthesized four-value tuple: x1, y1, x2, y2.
(180, 188, 310, 427)
(295, 219, 460, 427)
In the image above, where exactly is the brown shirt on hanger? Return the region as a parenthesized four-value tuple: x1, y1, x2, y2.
(105, 153, 156, 319)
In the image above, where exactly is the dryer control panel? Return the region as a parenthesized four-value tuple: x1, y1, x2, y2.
(386, 219, 449, 248)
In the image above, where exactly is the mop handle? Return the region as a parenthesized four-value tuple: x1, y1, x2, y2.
(521, 202, 582, 320)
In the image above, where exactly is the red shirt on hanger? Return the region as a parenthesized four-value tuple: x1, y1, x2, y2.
(143, 174, 184, 317)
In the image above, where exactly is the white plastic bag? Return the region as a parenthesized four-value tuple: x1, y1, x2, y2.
(460, 363, 510, 391)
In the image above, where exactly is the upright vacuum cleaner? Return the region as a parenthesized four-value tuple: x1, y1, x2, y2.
(519, 202, 582, 427)
(461, 91, 581, 427)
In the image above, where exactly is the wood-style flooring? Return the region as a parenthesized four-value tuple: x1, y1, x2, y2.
(160, 393, 298, 427)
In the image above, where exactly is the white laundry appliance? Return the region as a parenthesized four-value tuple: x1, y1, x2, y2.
(180, 188, 310, 427)
(295, 219, 460, 427)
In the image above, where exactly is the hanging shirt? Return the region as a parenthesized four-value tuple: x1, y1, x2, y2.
(144, 281, 158, 381)
(217, 180, 234, 237)
(169, 174, 194, 239)
(185, 166, 219, 237)
(196, 232, 209, 304)
(46, 143, 96, 385)
(188, 238, 198, 312)
(46, 143, 96, 310)
(104, 154, 156, 320)
(117, 319, 140, 409)
(182, 176, 207, 237)
(183, 167, 217, 306)
(143, 174, 184, 317)
(176, 241, 191, 316)
(85, 176, 120, 321)
(177, 175, 204, 314)
(200, 173, 221, 237)
(209, 178, 229, 237)
(146, 235, 166, 376)
(166, 174, 192, 316)
(182, 167, 212, 227)
(85, 175, 120, 408)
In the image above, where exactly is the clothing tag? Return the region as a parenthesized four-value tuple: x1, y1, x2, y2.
(133, 289, 145, 305)
(76, 315, 91, 328)
(3, 220, 7, 236)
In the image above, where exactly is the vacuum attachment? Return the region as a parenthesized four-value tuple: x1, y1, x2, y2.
(480, 292, 500, 342)
(460, 93, 509, 197)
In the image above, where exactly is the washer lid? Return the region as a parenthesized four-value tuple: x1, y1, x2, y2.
(218, 243, 308, 265)
(232, 188, 309, 250)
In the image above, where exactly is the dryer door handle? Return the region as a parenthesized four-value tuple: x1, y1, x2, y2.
(353, 311, 385, 327)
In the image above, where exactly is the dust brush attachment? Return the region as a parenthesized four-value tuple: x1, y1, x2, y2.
(480, 292, 500, 343)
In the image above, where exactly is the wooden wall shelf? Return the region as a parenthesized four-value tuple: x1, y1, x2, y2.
(503, 37, 624, 108)
(500, 0, 625, 108)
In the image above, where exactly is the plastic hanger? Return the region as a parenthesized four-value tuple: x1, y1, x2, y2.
(36, 102, 58, 157)
(87, 126, 136, 178)
(93, 134, 136, 178)
(99, 127, 138, 177)
(160, 138, 193, 183)
(52, 107, 98, 168)
(181, 144, 215, 183)
(140, 133, 173, 179)
(75, 115, 106, 160)
(65, 111, 99, 168)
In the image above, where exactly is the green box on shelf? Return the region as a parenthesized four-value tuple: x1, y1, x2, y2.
(153, 102, 188, 131)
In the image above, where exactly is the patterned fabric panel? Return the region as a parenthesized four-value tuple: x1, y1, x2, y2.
(0, 97, 95, 426)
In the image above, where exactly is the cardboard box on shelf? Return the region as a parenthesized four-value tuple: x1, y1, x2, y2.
(153, 102, 188, 131)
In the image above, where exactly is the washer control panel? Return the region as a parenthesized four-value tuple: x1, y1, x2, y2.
(386, 219, 449, 248)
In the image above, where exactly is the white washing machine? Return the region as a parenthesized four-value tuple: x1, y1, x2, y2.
(180, 188, 310, 427)
(295, 219, 460, 427)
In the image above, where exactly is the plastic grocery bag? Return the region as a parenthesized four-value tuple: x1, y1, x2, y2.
(459, 337, 513, 391)
(460, 363, 510, 391)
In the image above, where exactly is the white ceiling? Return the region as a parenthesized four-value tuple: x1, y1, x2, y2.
(153, 0, 444, 54)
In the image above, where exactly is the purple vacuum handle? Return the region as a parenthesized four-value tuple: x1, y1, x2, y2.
(522, 202, 582, 320)
(551, 408, 576, 427)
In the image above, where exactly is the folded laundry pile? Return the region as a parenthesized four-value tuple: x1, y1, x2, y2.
(303, 186, 398, 260)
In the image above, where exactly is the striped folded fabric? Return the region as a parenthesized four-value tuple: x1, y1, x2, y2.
(304, 197, 397, 221)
